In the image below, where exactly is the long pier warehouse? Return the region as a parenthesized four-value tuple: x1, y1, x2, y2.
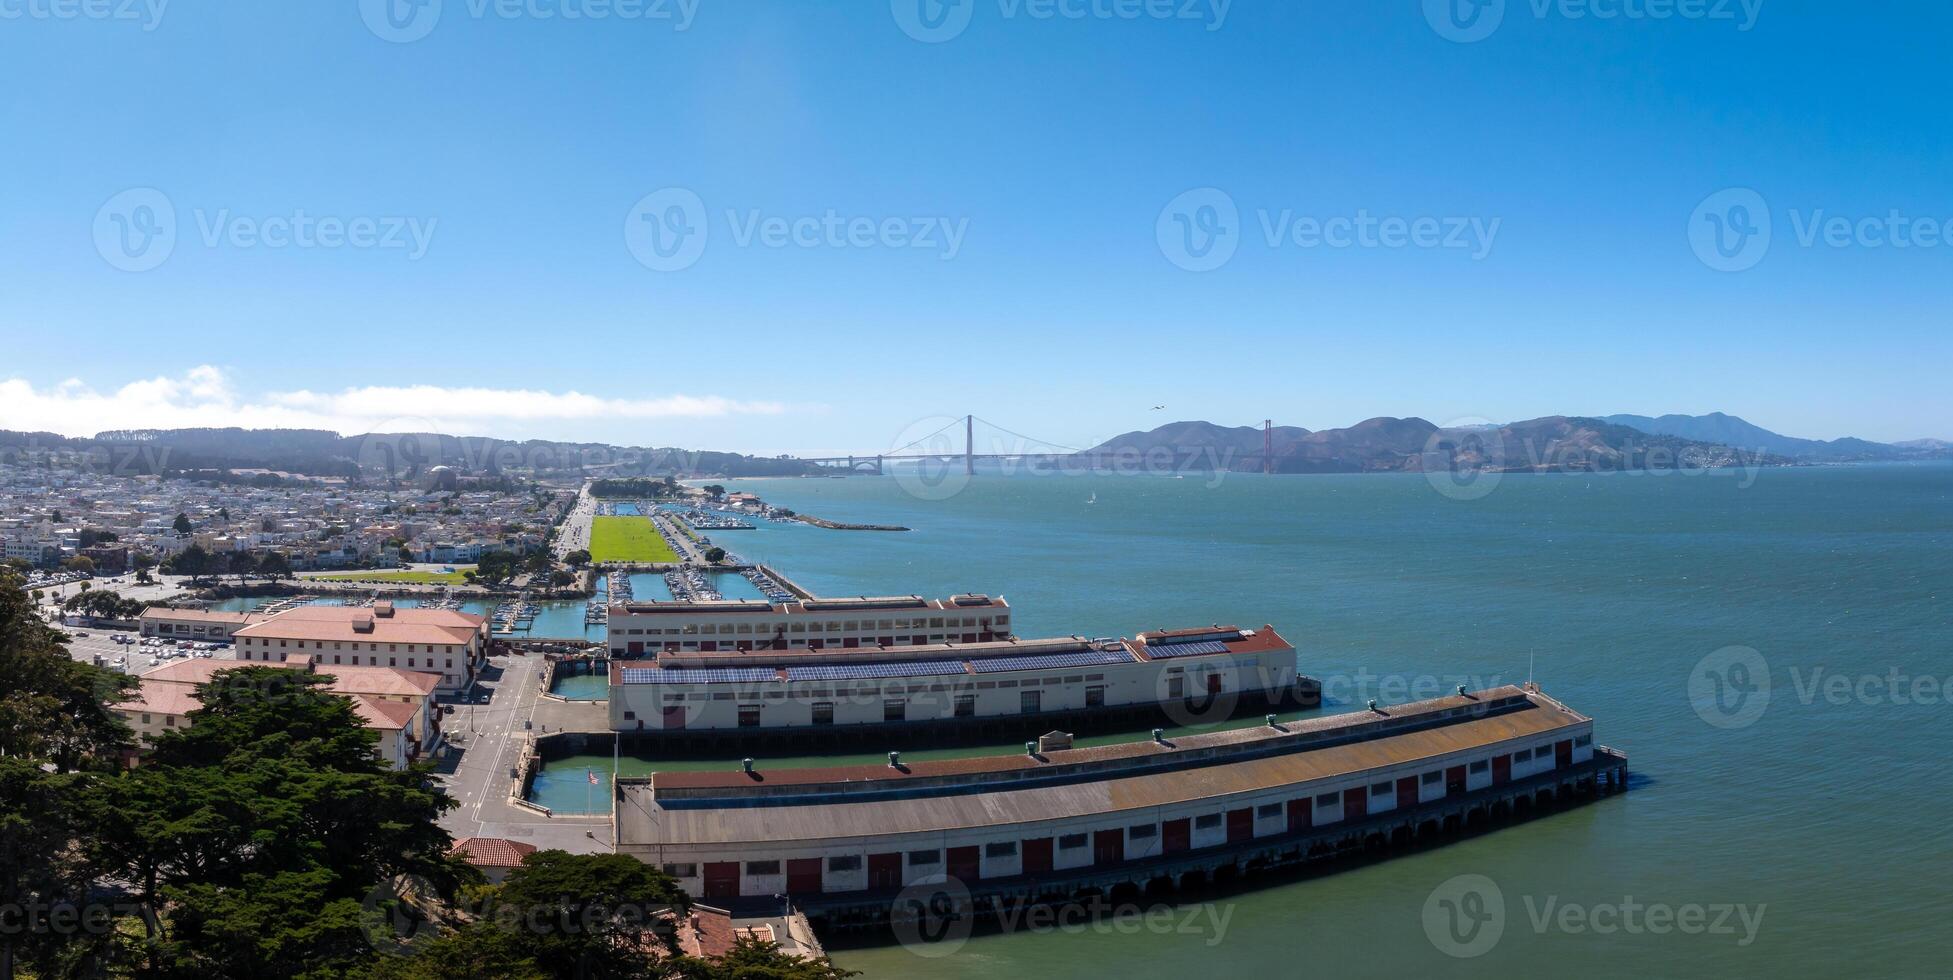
(613, 684, 1627, 916)
(603, 625, 1320, 743)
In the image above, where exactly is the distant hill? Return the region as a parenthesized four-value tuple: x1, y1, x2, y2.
(1090, 420, 1312, 457)
(0, 427, 818, 481)
(1083, 416, 1780, 474)
(1894, 438, 1953, 451)
(1601, 413, 1904, 460)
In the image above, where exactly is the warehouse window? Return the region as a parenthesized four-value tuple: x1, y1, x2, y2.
(828, 856, 861, 872)
(984, 842, 1017, 858)
(1058, 834, 1087, 850)
(1471, 761, 1490, 774)
(661, 864, 697, 878)
(1575, 735, 1592, 747)
(812, 702, 834, 725)
(738, 705, 761, 728)
(1085, 686, 1105, 708)
(745, 861, 779, 876)
(1316, 792, 1339, 807)
(954, 694, 976, 717)
(908, 850, 940, 866)
(1195, 814, 1222, 830)
(1257, 803, 1283, 820)
(1372, 782, 1392, 797)
(1422, 771, 1442, 785)
(883, 700, 905, 722)
(1128, 824, 1157, 839)
(1514, 749, 1532, 762)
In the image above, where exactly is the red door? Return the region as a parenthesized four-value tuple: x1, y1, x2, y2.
(1556, 739, 1573, 768)
(1162, 818, 1191, 853)
(1093, 829, 1124, 865)
(703, 862, 739, 899)
(626, 641, 644, 656)
(662, 706, 686, 729)
(1344, 787, 1367, 820)
(786, 858, 822, 894)
(1207, 673, 1223, 695)
(1287, 798, 1311, 832)
(867, 853, 902, 890)
(700, 641, 717, 652)
(1397, 776, 1420, 809)
(1446, 765, 1467, 796)
(1021, 838, 1054, 874)
(1225, 807, 1253, 843)
(1492, 754, 1512, 786)
(947, 846, 980, 881)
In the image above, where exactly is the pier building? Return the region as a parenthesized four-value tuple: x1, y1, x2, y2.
(604, 625, 1315, 739)
(614, 685, 1626, 916)
(605, 594, 1013, 657)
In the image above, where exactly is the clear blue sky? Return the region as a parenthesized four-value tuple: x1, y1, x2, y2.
(1, 1, 1948, 453)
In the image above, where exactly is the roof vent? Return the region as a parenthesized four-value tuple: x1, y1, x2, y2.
(352, 614, 375, 633)
(373, 601, 395, 618)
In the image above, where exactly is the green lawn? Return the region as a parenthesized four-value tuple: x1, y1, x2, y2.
(311, 569, 475, 585)
(588, 516, 679, 564)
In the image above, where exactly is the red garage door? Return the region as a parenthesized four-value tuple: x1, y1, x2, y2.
(1556, 739, 1573, 768)
(1022, 838, 1054, 874)
(868, 853, 901, 890)
(703, 862, 739, 899)
(1162, 818, 1191, 854)
(786, 858, 822, 895)
(1287, 798, 1312, 832)
(947, 846, 980, 881)
(1344, 787, 1368, 821)
(1225, 807, 1253, 843)
(1492, 754, 1511, 786)
(662, 706, 686, 730)
(1446, 765, 1467, 796)
(1093, 830, 1125, 866)
(1397, 776, 1420, 808)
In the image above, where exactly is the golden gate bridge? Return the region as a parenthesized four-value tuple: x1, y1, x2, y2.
(790, 415, 1280, 475)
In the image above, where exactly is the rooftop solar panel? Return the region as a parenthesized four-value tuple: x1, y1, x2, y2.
(969, 649, 1136, 673)
(1143, 639, 1232, 659)
(620, 667, 777, 685)
(784, 660, 967, 682)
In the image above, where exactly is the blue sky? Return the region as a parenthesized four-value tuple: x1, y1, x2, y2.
(1, 0, 1948, 453)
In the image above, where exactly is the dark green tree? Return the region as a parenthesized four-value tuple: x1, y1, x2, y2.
(172, 513, 193, 535)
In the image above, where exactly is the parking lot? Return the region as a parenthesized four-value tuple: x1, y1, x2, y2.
(60, 626, 240, 675)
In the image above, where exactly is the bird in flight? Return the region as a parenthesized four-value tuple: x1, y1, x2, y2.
(1151, 404, 1166, 410)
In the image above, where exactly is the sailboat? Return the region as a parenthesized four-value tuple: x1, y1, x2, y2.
(1086, 492, 1097, 505)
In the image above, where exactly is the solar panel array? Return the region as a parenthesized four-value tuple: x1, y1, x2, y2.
(784, 660, 967, 682)
(970, 649, 1136, 673)
(1142, 639, 1232, 659)
(620, 667, 777, 685)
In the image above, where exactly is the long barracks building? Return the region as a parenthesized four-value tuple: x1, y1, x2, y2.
(614, 685, 1626, 912)
(605, 625, 1315, 738)
(606, 594, 1012, 657)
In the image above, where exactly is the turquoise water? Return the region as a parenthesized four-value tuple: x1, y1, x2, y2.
(672, 465, 1950, 979)
(548, 670, 610, 701)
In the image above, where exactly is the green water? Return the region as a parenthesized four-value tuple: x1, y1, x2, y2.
(587, 465, 1950, 977)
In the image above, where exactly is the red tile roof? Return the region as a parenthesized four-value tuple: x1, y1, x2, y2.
(448, 837, 538, 868)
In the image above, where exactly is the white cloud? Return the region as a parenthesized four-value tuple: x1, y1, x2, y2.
(0, 367, 790, 439)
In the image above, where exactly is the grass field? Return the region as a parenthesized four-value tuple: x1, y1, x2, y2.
(311, 569, 474, 585)
(588, 516, 679, 564)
